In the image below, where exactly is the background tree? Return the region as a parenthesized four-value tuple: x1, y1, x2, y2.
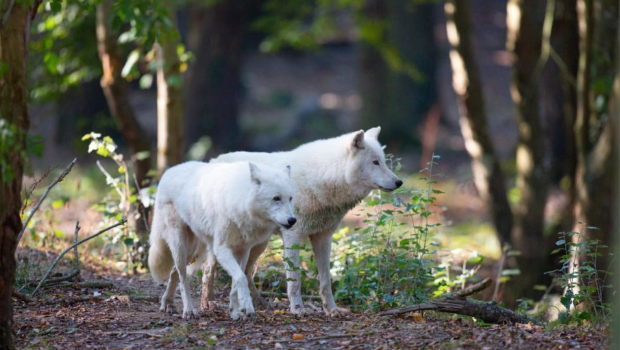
(443, 0, 514, 249)
(506, 0, 550, 298)
(96, 0, 152, 186)
(156, 0, 183, 174)
(184, 0, 262, 153)
(0, 2, 38, 348)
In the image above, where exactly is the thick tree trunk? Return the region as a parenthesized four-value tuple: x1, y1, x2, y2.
(184, 1, 258, 153)
(156, 1, 183, 175)
(358, 0, 437, 149)
(444, 0, 514, 249)
(506, 0, 550, 299)
(96, 0, 151, 185)
(0, 4, 32, 349)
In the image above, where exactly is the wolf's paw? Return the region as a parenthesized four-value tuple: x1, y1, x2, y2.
(182, 308, 199, 320)
(230, 306, 255, 320)
(325, 306, 351, 317)
(160, 301, 176, 314)
(231, 293, 255, 320)
(289, 304, 309, 317)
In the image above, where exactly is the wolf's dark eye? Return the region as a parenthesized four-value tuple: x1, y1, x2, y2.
(373, 160, 380, 165)
(289, 197, 293, 201)
(273, 196, 281, 201)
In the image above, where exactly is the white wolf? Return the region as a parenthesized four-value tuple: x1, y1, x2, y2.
(201, 127, 402, 316)
(148, 161, 296, 320)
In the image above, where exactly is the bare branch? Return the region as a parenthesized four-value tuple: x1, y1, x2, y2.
(17, 158, 77, 244)
(31, 220, 127, 296)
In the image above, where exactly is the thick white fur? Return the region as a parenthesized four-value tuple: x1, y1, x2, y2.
(148, 161, 295, 320)
(200, 127, 401, 316)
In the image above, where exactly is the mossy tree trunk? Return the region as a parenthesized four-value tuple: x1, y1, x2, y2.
(0, 3, 35, 349)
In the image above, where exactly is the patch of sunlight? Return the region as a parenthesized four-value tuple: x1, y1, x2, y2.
(435, 221, 501, 260)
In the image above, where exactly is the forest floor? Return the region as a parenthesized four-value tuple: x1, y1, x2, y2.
(13, 249, 609, 350)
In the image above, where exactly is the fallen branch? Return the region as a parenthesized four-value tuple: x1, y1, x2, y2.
(17, 158, 77, 244)
(12, 289, 33, 303)
(38, 294, 159, 306)
(31, 220, 127, 296)
(259, 291, 322, 301)
(51, 281, 115, 289)
(18, 269, 80, 292)
(379, 279, 538, 325)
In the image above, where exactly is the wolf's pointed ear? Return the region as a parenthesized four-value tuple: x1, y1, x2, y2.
(349, 130, 365, 152)
(285, 165, 291, 178)
(249, 162, 261, 185)
(365, 126, 381, 140)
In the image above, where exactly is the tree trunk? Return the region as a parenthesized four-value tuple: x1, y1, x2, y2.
(156, 1, 183, 175)
(444, 0, 514, 248)
(0, 4, 33, 349)
(184, 1, 259, 154)
(506, 0, 550, 299)
(96, 0, 151, 186)
(358, 0, 437, 150)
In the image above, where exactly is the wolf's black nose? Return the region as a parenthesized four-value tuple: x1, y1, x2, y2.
(395, 180, 403, 188)
(288, 217, 297, 226)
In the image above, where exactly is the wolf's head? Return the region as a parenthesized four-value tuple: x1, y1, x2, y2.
(345, 127, 403, 193)
(248, 162, 297, 229)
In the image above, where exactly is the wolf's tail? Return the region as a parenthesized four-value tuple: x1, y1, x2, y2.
(148, 205, 174, 283)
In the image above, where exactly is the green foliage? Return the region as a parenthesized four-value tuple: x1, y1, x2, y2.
(546, 225, 615, 325)
(29, 0, 178, 102)
(83, 132, 154, 271)
(0, 119, 41, 184)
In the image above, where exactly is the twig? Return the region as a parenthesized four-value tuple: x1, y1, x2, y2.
(455, 278, 491, 298)
(73, 221, 80, 274)
(31, 220, 127, 296)
(96, 160, 124, 199)
(17, 158, 77, 244)
(21, 166, 52, 217)
(50, 280, 114, 289)
(19, 269, 80, 292)
(493, 246, 508, 302)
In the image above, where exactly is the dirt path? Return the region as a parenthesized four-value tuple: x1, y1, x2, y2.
(13, 248, 608, 349)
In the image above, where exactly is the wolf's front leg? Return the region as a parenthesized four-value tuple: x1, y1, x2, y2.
(282, 229, 306, 315)
(310, 230, 351, 317)
(214, 244, 254, 320)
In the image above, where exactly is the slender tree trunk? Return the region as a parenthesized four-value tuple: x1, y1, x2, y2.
(184, 1, 258, 153)
(156, 0, 183, 175)
(444, 0, 514, 248)
(0, 4, 33, 349)
(96, 0, 151, 185)
(507, 0, 550, 299)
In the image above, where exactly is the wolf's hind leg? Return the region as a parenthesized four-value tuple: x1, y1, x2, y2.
(168, 227, 199, 319)
(244, 241, 270, 309)
(160, 267, 179, 314)
(200, 250, 218, 311)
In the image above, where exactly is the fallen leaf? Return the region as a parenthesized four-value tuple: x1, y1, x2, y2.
(292, 334, 304, 340)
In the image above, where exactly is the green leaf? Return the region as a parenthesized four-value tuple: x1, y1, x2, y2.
(555, 239, 566, 246)
(122, 50, 141, 78)
(52, 200, 64, 209)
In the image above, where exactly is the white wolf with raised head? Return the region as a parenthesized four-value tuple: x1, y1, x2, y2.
(201, 127, 402, 316)
(148, 161, 296, 320)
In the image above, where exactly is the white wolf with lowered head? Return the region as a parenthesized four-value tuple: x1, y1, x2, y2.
(148, 161, 296, 320)
(201, 127, 402, 316)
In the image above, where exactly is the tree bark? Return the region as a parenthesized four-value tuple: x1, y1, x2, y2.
(0, 4, 33, 349)
(96, 0, 151, 185)
(506, 0, 550, 299)
(156, 0, 183, 175)
(444, 0, 514, 248)
(184, 1, 259, 153)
